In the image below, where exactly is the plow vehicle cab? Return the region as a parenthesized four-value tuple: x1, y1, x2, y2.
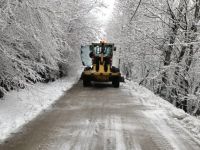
(81, 41, 124, 87)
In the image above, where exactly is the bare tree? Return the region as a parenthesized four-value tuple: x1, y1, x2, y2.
(106, 0, 200, 114)
(0, 0, 103, 97)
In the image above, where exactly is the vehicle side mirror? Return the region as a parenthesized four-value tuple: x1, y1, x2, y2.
(114, 47, 117, 51)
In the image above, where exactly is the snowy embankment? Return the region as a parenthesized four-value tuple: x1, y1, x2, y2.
(125, 81, 200, 143)
(0, 75, 80, 143)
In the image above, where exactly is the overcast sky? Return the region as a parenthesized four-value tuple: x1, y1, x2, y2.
(97, 0, 115, 23)
(94, 0, 115, 41)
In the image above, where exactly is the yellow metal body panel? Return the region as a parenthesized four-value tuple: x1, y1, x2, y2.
(83, 51, 120, 81)
(83, 63, 120, 82)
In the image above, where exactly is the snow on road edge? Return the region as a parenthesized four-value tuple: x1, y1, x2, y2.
(0, 74, 80, 143)
(124, 80, 200, 141)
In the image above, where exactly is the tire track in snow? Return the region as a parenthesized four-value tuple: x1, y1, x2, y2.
(103, 115, 126, 150)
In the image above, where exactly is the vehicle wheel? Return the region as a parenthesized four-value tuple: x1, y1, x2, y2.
(111, 66, 120, 73)
(83, 77, 91, 87)
(112, 77, 120, 88)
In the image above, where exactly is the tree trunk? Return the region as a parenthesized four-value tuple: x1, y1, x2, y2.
(160, 23, 178, 100)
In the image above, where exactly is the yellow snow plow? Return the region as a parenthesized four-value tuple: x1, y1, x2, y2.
(80, 41, 124, 87)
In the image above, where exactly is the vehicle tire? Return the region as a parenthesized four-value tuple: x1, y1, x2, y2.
(85, 67, 92, 71)
(83, 76, 91, 87)
(111, 66, 120, 73)
(112, 77, 120, 88)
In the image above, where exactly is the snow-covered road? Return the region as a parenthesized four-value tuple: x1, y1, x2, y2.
(0, 75, 79, 143)
(0, 81, 200, 150)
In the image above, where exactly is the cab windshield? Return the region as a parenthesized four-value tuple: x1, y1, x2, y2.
(93, 45, 112, 57)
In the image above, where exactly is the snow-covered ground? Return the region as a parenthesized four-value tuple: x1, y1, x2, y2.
(0, 75, 80, 143)
(124, 80, 200, 143)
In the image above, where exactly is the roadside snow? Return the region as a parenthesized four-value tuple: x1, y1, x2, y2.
(124, 80, 200, 142)
(0, 75, 79, 142)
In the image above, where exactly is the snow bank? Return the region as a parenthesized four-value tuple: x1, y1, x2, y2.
(0, 75, 80, 143)
(124, 80, 200, 141)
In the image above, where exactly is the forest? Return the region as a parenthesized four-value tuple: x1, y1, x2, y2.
(1, 0, 200, 115)
(0, 0, 102, 98)
(107, 0, 200, 115)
